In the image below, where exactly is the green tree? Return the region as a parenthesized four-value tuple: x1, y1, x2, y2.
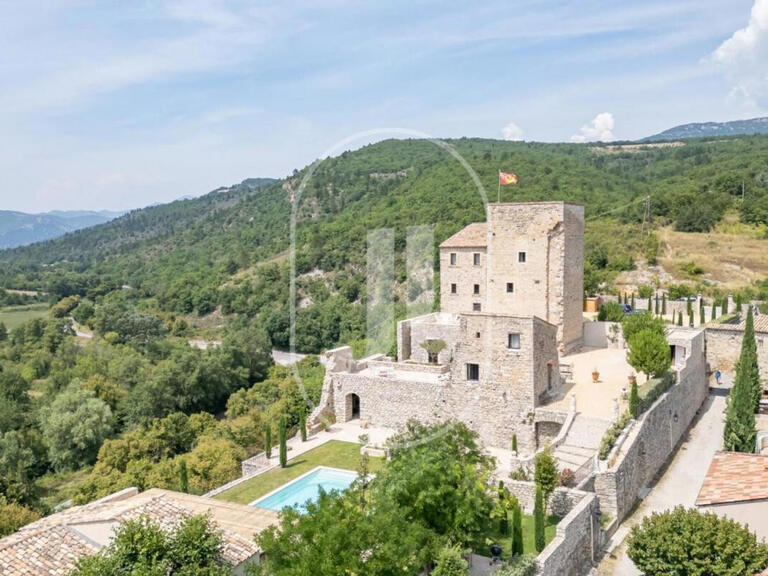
(534, 449, 559, 503)
(376, 421, 495, 547)
(511, 498, 524, 556)
(39, 382, 113, 470)
(622, 311, 666, 342)
(712, 300, 718, 321)
(71, 514, 232, 575)
(0, 322, 6, 341)
(299, 411, 307, 442)
(257, 487, 435, 576)
(0, 502, 40, 537)
(178, 459, 188, 493)
(661, 293, 667, 316)
(534, 484, 545, 553)
(627, 507, 768, 576)
(432, 544, 469, 576)
(278, 417, 287, 468)
(629, 380, 640, 418)
(700, 304, 706, 326)
(627, 329, 671, 382)
(724, 307, 760, 452)
(265, 424, 272, 459)
(495, 555, 537, 576)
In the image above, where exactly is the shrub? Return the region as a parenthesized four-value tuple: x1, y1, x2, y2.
(0, 503, 40, 537)
(679, 261, 704, 276)
(510, 466, 529, 481)
(496, 555, 537, 576)
(278, 417, 287, 468)
(534, 449, 559, 503)
(622, 311, 666, 342)
(629, 380, 640, 418)
(559, 468, 575, 487)
(432, 544, 469, 576)
(598, 301, 625, 322)
(264, 424, 272, 458)
(598, 411, 631, 460)
(534, 485, 545, 553)
(628, 507, 768, 576)
(627, 329, 671, 382)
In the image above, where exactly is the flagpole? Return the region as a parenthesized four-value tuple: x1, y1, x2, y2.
(497, 170, 500, 203)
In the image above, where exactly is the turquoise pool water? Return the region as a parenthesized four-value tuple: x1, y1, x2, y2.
(252, 466, 357, 511)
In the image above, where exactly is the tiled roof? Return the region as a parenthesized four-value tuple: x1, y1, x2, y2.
(440, 222, 487, 248)
(707, 312, 768, 334)
(696, 452, 768, 506)
(0, 489, 270, 576)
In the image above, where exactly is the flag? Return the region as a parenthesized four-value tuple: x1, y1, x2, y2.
(499, 171, 518, 186)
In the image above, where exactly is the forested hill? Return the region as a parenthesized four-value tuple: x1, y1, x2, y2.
(645, 117, 768, 141)
(2, 136, 768, 352)
(0, 209, 123, 249)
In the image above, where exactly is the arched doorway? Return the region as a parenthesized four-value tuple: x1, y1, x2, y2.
(346, 393, 361, 421)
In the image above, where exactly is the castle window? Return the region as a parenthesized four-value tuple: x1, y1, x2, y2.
(518, 252, 526, 263)
(506, 282, 514, 293)
(473, 284, 480, 295)
(466, 363, 480, 381)
(450, 252, 457, 265)
(473, 302, 481, 312)
(507, 333, 521, 349)
(451, 283, 457, 294)
(473, 253, 481, 266)
(475, 332, 481, 338)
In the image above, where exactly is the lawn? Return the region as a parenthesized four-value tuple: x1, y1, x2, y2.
(0, 303, 49, 329)
(215, 440, 384, 505)
(475, 513, 560, 558)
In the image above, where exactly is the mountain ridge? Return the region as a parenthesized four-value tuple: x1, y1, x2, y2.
(644, 116, 768, 142)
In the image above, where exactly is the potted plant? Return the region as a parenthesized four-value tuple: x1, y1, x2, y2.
(592, 367, 600, 383)
(628, 373, 637, 386)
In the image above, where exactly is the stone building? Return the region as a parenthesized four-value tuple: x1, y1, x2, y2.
(439, 202, 584, 353)
(705, 311, 768, 386)
(312, 201, 584, 453)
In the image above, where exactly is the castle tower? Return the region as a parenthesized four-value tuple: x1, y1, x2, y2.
(439, 201, 584, 353)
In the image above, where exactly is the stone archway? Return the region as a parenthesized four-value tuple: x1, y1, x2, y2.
(346, 393, 361, 421)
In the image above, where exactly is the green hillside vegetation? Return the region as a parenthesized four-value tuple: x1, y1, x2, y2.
(2, 137, 768, 355)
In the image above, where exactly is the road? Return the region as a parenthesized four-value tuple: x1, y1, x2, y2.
(598, 378, 729, 575)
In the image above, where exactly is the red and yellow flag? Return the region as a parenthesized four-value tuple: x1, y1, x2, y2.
(499, 171, 518, 186)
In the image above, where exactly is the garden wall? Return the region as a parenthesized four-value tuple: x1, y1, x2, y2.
(593, 329, 707, 521)
(537, 491, 601, 576)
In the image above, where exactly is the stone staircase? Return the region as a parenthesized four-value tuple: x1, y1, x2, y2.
(553, 414, 611, 472)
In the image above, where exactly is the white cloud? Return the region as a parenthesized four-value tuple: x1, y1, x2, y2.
(711, 0, 768, 108)
(501, 121, 524, 141)
(570, 112, 615, 143)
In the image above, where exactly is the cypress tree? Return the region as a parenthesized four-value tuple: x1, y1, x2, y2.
(661, 293, 667, 316)
(512, 499, 524, 556)
(511, 433, 518, 453)
(647, 295, 652, 312)
(264, 424, 272, 459)
(700, 304, 706, 326)
(654, 294, 659, 315)
(724, 307, 759, 452)
(723, 296, 729, 315)
(278, 417, 287, 468)
(631, 293, 636, 309)
(677, 312, 683, 326)
(736, 294, 743, 313)
(623, 293, 627, 305)
(0, 322, 6, 342)
(178, 459, 188, 493)
(629, 380, 640, 418)
(686, 297, 693, 320)
(534, 484, 546, 552)
(689, 311, 694, 327)
(299, 411, 307, 442)
(742, 307, 762, 411)
(712, 300, 717, 321)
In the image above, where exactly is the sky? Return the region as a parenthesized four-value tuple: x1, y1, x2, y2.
(0, 0, 766, 212)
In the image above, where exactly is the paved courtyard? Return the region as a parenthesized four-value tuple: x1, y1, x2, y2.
(545, 346, 635, 421)
(597, 376, 728, 575)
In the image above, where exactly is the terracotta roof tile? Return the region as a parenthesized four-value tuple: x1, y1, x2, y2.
(0, 491, 268, 575)
(707, 312, 768, 334)
(696, 451, 768, 506)
(440, 222, 487, 248)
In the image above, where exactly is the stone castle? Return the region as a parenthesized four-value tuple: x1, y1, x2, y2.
(313, 201, 585, 452)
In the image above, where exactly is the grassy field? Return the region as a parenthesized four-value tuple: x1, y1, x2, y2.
(0, 303, 49, 329)
(215, 440, 384, 504)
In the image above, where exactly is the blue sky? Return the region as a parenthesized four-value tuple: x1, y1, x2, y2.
(0, 0, 765, 212)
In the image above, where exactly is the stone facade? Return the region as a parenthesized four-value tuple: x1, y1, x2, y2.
(312, 201, 582, 454)
(594, 328, 708, 521)
(320, 313, 559, 451)
(439, 202, 584, 352)
(705, 323, 768, 387)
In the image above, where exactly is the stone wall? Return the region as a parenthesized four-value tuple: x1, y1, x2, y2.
(583, 321, 625, 349)
(439, 246, 487, 315)
(397, 312, 461, 364)
(504, 480, 585, 517)
(319, 312, 559, 452)
(594, 329, 707, 521)
(537, 491, 601, 576)
(706, 326, 768, 385)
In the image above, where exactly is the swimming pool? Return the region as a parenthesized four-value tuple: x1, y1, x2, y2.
(251, 466, 358, 511)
